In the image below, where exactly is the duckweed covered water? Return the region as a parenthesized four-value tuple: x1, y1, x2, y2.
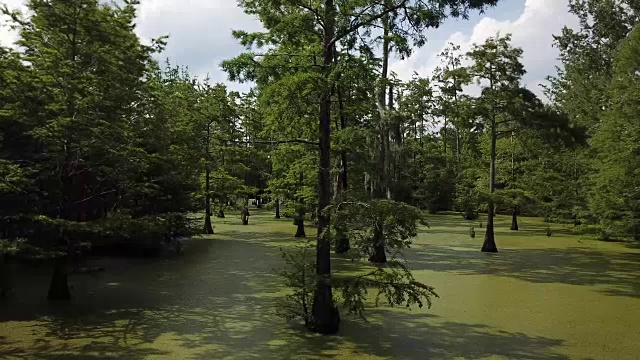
(1, 210, 639, 359)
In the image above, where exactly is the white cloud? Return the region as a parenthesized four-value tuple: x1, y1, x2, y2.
(135, 0, 263, 90)
(0, 0, 27, 47)
(391, 0, 579, 101)
(0, 0, 261, 92)
(2, 0, 578, 97)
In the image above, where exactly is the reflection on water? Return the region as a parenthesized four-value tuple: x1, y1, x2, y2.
(1, 211, 639, 359)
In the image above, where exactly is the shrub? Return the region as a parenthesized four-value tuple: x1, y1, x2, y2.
(0, 212, 198, 256)
(275, 242, 316, 326)
(276, 199, 438, 327)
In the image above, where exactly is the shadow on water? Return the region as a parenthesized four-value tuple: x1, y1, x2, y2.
(407, 244, 640, 299)
(0, 301, 569, 360)
(0, 227, 571, 359)
(338, 311, 569, 360)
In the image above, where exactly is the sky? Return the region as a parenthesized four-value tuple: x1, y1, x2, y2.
(0, 0, 578, 100)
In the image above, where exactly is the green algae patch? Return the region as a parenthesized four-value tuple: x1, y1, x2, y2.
(1, 209, 639, 359)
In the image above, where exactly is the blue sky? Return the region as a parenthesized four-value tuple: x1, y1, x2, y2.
(389, 0, 578, 100)
(418, 0, 528, 42)
(1, 0, 576, 99)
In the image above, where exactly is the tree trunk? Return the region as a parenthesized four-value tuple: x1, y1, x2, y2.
(340, 152, 348, 191)
(334, 50, 350, 255)
(369, 11, 391, 264)
(456, 128, 460, 161)
(443, 116, 448, 156)
(482, 106, 498, 253)
(204, 213, 213, 233)
(48, 256, 71, 301)
(204, 166, 214, 234)
(368, 225, 387, 263)
(310, 0, 340, 335)
(217, 209, 225, 218)
(510, 206, 519, 231)
(389, 84, 403, 201)
(275, 199, 281, 219)
(482, 204, 497, 252)
(376, 11, 390, 199)
(509, 132, 518, 232)
(334, 231, 350, 254)
(295, 212, 306, 238)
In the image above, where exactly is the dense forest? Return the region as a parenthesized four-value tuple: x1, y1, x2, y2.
(1, 0, 639, 337)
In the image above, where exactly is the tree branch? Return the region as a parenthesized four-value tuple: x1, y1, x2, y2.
(335, 201, 372, 211)
(331, 0, 410, 47)
(295, 0, 325, 29)
(73, 190, 117, 205)
(222, 139, 320, 146)
(497, 129, 519, 136)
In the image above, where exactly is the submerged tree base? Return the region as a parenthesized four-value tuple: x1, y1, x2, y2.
(510, 209, 519, 231)
(309, 282, 340, 335)
(48, 260, 71, 301)
(369, 228, 387, 263)
(481, 234, 498, 253)
(334, 235, 350, 254)
(204, 215, 214, 234)
(369, 245, 387, 263)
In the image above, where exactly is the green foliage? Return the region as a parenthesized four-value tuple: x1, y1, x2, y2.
(331, 200, 437, 317)
(0, 238, 29, 256)
(268, 144, 317, 219)
(0, 0, 196, 223)
(275, 241, 316, 325)
(277, 199, 437, 324)
(589, 25, 640, 241)
(335, 260, 438, 319)
(549, 1, 640, 239)
(334, 200, 424, 259)
(0, 213, 197, 253)
(455, 166, 481, 220)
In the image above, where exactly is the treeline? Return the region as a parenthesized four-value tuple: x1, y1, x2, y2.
(227, 0, 640, 245)
(223, 0, 640, 333)
(0, 0, 266, 299)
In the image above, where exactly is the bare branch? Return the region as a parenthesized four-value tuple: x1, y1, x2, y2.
(335, 201, 372, 211)
(73, 190, 117, 205)
(222, 139, 320, 146)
